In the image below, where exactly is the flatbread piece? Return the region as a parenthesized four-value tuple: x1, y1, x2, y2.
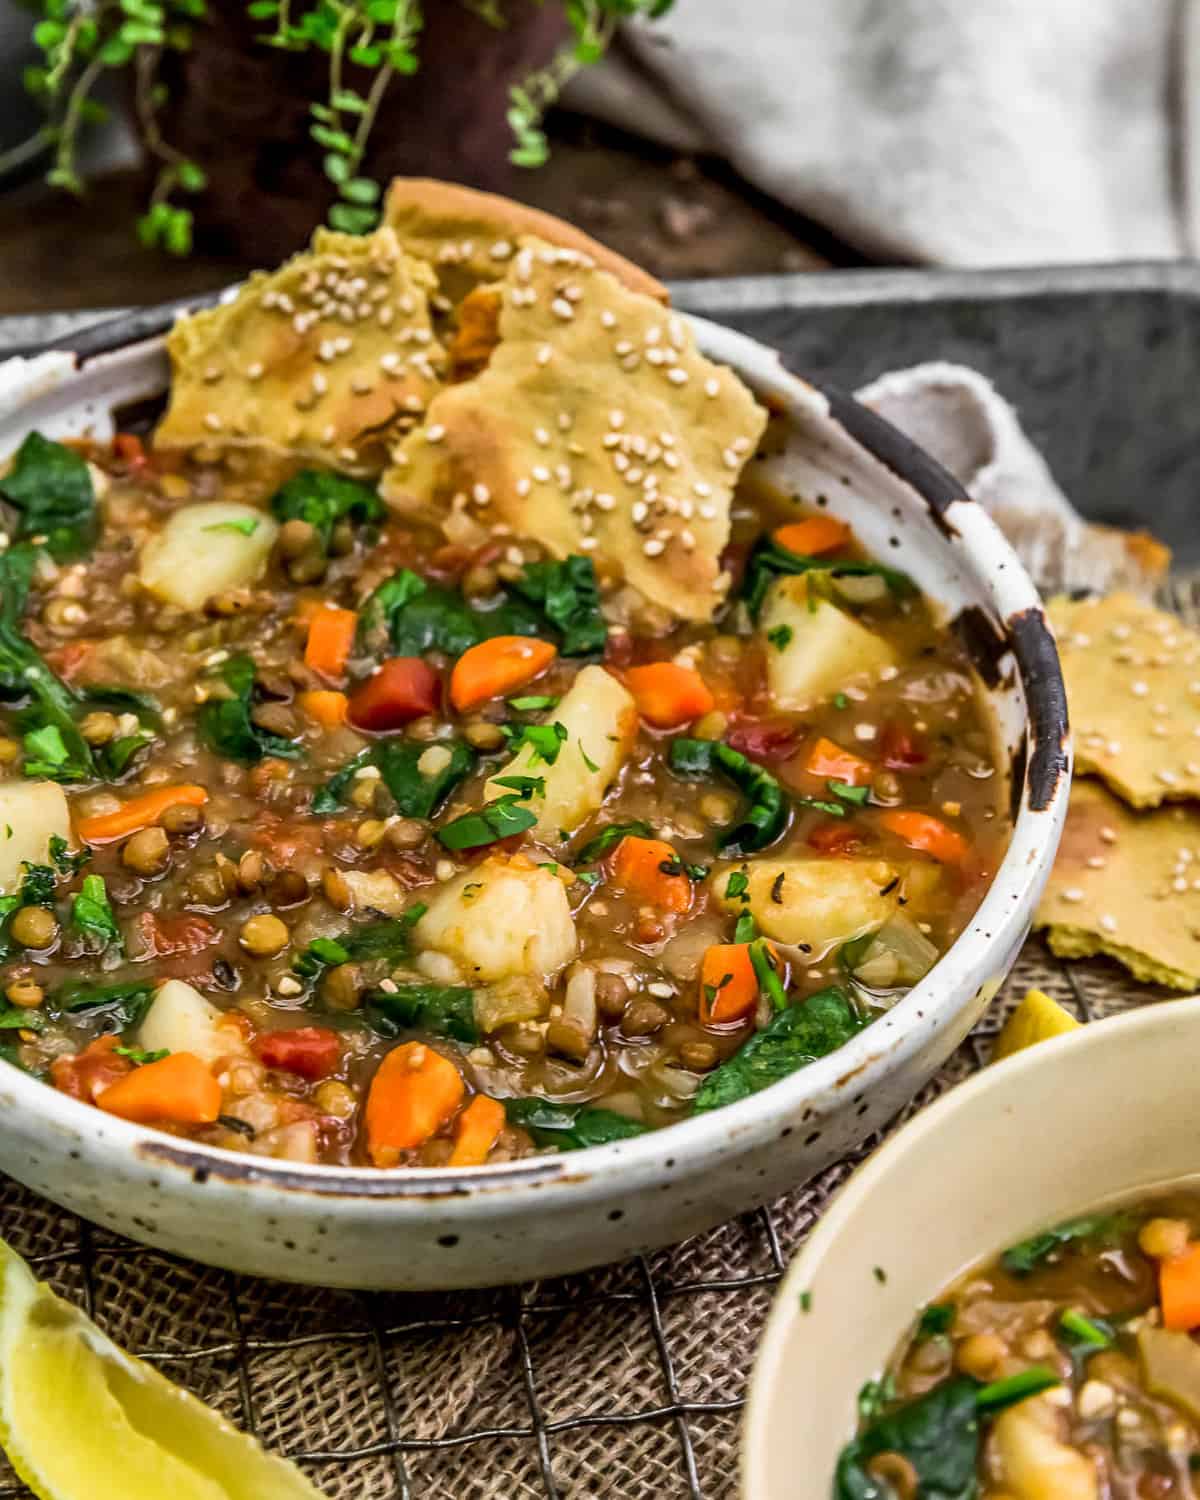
(156, 226, 445, 488)
(1034, 777, 1200, 989)
(1050, 592, 1200, 807)
(382, 236, 767, 621)
(383, 177, 668, 306)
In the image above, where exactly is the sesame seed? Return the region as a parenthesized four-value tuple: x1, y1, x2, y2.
(245, 362, 264, 380)
(202, 364, 222, 383)
(609, 410, 626, 429)
(667, 367, 689, 385)
(321, 423, 336, 443)
(646, 348, 666, 366)
(1099, 914, 1118, 932)
(698, 503, 718, 520)
(1099, 826, 1117, 843)
(680, 529, 697, 551)
(203, 413, 223, 432)
(378, 306, 395, 327)
(693, 481, 712, 497)
(534, 427, 551, 447)
(532, 465, 551, 483)
(1131, 681, 1149, 697)
(595, 492, 616, 512)
(1085, 855, 1107, 869)
(1158, 769, 1180, 785)
(704, 377, 720, 397)
(1061, 888, 1084, 903)
(643, 538, 666, 557)
(472, 483, 491, 505)
(318, 339, 337, 362)
(600, 310, 617, 329)
(311, 372, 328, 396)
(551, 298, 574, 321)
(516, 478, 532, 497)
(613, 453, 629, 473)
(380, 352, 402, 374)
(854, 723, 877, 741)
(631, 501, 649, 524)
(489, 239, 513, 259)
(425, 424, 445, 443)
(537, 345, 553, 366)
(580, 535, 598, 550)
(557, 412, 573, 432)
(626, 467, 643, 485)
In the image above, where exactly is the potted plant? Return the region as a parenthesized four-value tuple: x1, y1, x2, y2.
(3, 0, 672, 264)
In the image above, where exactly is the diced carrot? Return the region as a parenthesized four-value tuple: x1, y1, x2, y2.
(700, 944, 761, 1024)
(304, 606, 358, 680)
(298, 689, 349, 727)
(348, 657, 440, 730)
(624, 662, 715, 729)
(804, 736, 873, 786)
(879, 809, 968, 864)
(609, 836, 693, 914)
(1161, 1243, 1200, 1331)
(449, 635, 557, 712)
(365, 1042, 465, 1165)
(75, 784, 208, 845)
(96, 1051, 221, 1126)
(773, 515, 852, 557)
(448, 1094, 507, 1167)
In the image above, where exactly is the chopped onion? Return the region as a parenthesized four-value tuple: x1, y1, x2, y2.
(851, 914, 939, 988)
(832, 572, 889, 605)
(652, 1064, 702, 1102)
(475, 975, 546, 1032)
(563, 965, 598, 1041)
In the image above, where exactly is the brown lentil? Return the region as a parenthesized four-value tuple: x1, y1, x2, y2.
(121, 826, 171, 876)
(239, 913, 289, 957)
(5, 977, 44, 1008)
(10, 906, 58, 950)
(621, 998, 670, 1037)
(385, 819, 426, 851)
(79, 711, 119, 746)
(158, 801, 205, 836)
(321, 964, 362, 1011)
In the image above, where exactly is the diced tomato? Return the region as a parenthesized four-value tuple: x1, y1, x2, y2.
(134, 911, 220, 959)
(604, 630, 636, 669)
(879, 722, 928, 769)
(50, 1036, 133, 1104)
(348, 657, 440, 731)
(251, 814, 326, 865)
(113, 432, 149, 470)
(727, 717, 802, 763)
(48, 639, 95, 682)
(807, 820, 873, 855)
(254, 1028, 341, 1081)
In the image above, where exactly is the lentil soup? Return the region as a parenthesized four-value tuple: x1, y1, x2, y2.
(0, 214, 1009, 1172)
(837, 1191, 1200, 1500)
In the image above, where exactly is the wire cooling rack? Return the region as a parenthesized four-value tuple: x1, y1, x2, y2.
(0, 943, 1161, 1500)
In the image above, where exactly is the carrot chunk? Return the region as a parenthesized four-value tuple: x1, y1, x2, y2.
(96, 1051, 221, 1126)
(804, 736, 873, 786)
(297, 689, 349, 727)
(879, 809, 968, 864)
(610, 835, 693, 914)
(773, 515, 852, 556)
(624, 662, 715, 729)
(449, 636, 557, 712)
(75, 785, 208, 845)
(304, 606, 358, 680)
(699, 944, 760, 1024)
(1161, 1243, 1200, 1331)
(365, 1042, 465, 1165)
(448, 1095, 507, 1167)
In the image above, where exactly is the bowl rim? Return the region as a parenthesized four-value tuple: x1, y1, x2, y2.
(741, 996, 1200, 1494)
(0, 307, 1070, 1200)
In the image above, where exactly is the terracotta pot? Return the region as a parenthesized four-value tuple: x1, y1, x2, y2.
(156, 0, 568, 263)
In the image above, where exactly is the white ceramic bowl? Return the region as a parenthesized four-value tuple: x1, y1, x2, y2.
(0, 308, 1069, 1288)
(743, 999, 1200, 1499)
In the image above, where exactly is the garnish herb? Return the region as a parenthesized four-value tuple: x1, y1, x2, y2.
(725, 870, 750, 901)
(437, 796, 538, 851)
(575, 820, 654, 864)
(0, 432, 97, 560)
(1001, 1213, 1130, 1276)
(748, 938, 787, 1010)
(507, 555, 607, 656)
(492, 774, 546, 798)
(505, 1097, 648, 1151)
(114, 1045, 169, 1065)
(506, 721, 569, 766)
(829, 780, 870, 806)
(509, 695, 558, 712)
(313, 739, 475, 818)
(916, 1303, 955, 1341)
(1058, 1308, 1113, 1354)
(198, 653, 302, 765)
(766, 624, 793, 651)
(292, 908, 426, 980)
(54, 979, 156, 1031)
(203, 518, 260, 536)
(669, 739, 789, 854)
(693, 987, 863, 1114)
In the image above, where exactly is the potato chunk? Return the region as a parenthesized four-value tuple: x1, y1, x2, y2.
(484, 665, 637, 840)
(0, 782, 73, 895)
(138, 501, 278, 611)
(992, 1395, 1098, 1500)
(138, 980, 241, 1066)
(415, 853, 576, 982)
(715, 856, 900, 954)
(759, 575, 897, 710)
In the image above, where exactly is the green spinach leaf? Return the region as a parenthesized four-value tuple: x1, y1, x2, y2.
(0, 432, 96, 560)
(505, 1097, 648, 1151)
(437, 795, 538, 851)
(742, 534, 914, 621)
(53, 978, 156, 1030)
(71, 874, 123, 954)
(312, 740, 475, 818)
(292, 907, 427, 979)
(269, 470, 384, 547)
(198, 653, 301, 765)
(366, 983, 477, 1043)
(693, 987, 863, 1114)
(1001, 1213, 1131, 1276)
(669, 738, 789, 853)
(508, 555, 606, 656)
(574, 821, 655, 865)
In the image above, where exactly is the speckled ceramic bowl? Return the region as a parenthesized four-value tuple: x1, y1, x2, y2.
(742, 999, 1200, 1500)
(0, 307, 1069, 1289)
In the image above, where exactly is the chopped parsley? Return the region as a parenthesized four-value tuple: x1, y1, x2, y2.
(437, 795, 538, 851)
(203, 518, 260, 537)
(766, 624, 793, 651)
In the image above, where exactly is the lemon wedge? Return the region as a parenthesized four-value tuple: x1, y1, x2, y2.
(0, 1239, 325, 1500)
(992, 987, 1080, 1062)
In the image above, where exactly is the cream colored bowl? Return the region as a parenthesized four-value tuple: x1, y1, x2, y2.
(743, 997, 1200, 1498)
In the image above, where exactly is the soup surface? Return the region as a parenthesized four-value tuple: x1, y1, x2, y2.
(0, 215, 1008, 1169)
(839, 1191, 1200, 1499)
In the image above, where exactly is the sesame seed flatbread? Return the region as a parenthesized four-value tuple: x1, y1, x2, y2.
(1034, 777, 1200, 990)
(383, 176, 668, 307)
(155, 226, 446, 491)
(1050, 592, 1200, 807)
(382, 236, 768, 622)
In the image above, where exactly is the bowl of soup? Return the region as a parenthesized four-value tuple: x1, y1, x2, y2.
(0, 184, 1067, 1287)
(743, 998, 1200, 1499)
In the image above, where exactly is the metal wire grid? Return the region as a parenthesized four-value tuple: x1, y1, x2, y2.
(0, 941, 1148, 1500)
